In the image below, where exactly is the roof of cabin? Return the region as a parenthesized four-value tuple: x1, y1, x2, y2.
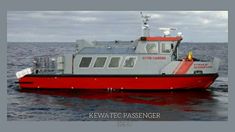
(140, 36, 183, 41)
(77, 37, 182, 54)
(79, 41, 136, 54)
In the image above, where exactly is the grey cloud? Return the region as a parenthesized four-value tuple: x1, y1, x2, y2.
(7, 11, 228, 42)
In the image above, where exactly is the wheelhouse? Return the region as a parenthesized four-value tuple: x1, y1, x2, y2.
(135, 36, 182, 61)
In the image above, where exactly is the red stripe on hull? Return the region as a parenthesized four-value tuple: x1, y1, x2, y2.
(19, 74, 218, 90)
(175, 61, 193, 74)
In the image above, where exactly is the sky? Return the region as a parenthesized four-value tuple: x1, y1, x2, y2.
(7, 11, 228, 42)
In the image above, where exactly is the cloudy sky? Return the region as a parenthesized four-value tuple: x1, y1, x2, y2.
(7, 11, 228, 42)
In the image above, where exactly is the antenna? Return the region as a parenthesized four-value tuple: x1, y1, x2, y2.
(159, 28, 176, 36)
(140, 12, 151, 37)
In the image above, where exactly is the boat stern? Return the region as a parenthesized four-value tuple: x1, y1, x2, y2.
(16, 68, 33, 79)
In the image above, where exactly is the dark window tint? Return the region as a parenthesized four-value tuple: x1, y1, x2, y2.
(108, 57, 121, 68)
(94, 57, 107, 67)
(123, 57, 136, 68)
(161, 43, 171, 53)
(79, 57, 92, 67)
(146, 43, 158, 53)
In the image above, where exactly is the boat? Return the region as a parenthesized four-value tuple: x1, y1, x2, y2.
(16, 12, 220, 90)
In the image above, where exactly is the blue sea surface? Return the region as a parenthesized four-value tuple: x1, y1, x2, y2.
(7, 42, 228, 121)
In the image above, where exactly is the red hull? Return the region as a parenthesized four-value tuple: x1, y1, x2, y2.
(18, 74, 218, 90)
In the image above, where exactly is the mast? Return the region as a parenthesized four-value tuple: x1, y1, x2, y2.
(140, 12, 151, 37)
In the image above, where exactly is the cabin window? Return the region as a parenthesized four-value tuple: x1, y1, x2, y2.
(94, 57, 107, 68)
(79, 57, 92, 67)
(123, 57, 137, 68)
(146, 43, 158, 53)
(108, 57, 121, 68)
(161, 43, 172, 53)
